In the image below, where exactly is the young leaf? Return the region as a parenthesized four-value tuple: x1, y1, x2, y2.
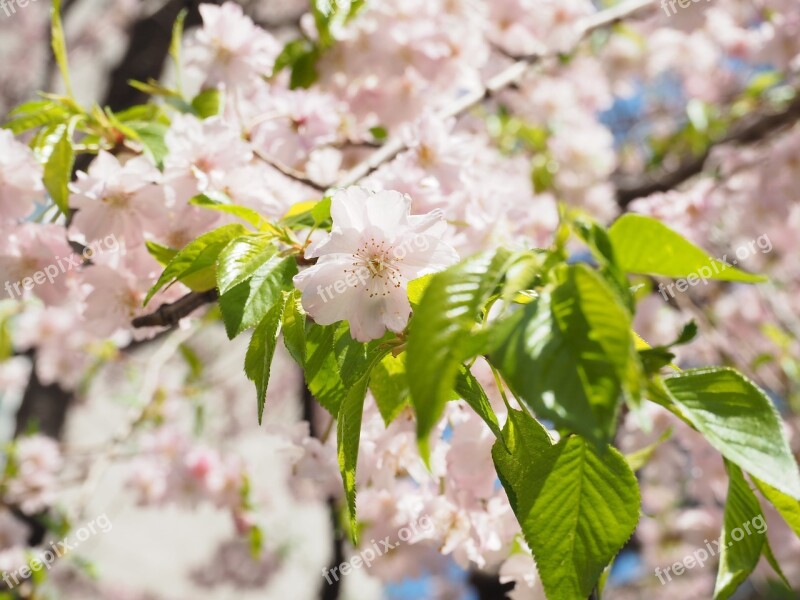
(126, 121, 169, 167)
(145, 241, 178, 267)
(144, 224, 247, 306)
(492, 410, 640, 600)
(245, 297, 287, 424)
(714, 463, 765, 600)
(662, 367, 800, 499)
(190, 194, 271, 231)
(51, 0, 74, 98)
(219, 255, 298, 338)
(191, 88, 223, 118)
(216, 235, 277, 295)
(42, 122, 75, 215)
(490, 264, 638, 445)
(608, 214, 764, 282)
(406, 250, 512, 458)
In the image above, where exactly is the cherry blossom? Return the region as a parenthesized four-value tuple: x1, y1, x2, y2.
(294, 187, 458, 341)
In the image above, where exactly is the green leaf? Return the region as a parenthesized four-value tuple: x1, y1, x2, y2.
(3, 102, 69, 134)
(336, 346, 386, 542)
(338, 372, 370, 543)
(42, 122, 75, 215)
(333, 326, 393, 388)
(170, 8, 188, 93)
(714, 463, 765, 600)
(303, 322, 346, 414)
(454, 366, 504, 443)
(752, 477, 800, 538)
(571, 216, 633, 311)
(145, 241, 178, 267)
(624, 427, 672, 471)
(51, 0, 73, 98)
(492, 410, 640, 600)
(609, 214, 764, 282)
(216, 235, 277, 295)
(219, 255, 298, 338)
(144, 224, 247, 306)
(370, 353, 409, 426)
(191, 88, 223, 118)
(190, 193, 270, 230)
(662, 367, 800, 499)
(245, 297, 287, 424)
(282, 290, 307, 366)
(290, 48, 321, 90)
(406, 250, 512, 457)
(490, 264, 638, 445)
(126, 121, 169, 167)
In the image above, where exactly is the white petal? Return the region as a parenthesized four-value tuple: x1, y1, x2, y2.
(330, 186, 371, 231)
(365, 190, 411, 236)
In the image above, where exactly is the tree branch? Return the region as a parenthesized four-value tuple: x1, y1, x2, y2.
(615, 86, 800, 206)
(131, 289, 218, 328)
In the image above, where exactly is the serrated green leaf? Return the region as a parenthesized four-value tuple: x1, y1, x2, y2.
(219, 255, 298, 338)
(245, 297, 286, 424)
(216, 235, 277, 294)
(407, 250, 512, 458)
(338, 372, 370, 543)
(282, 289, 307, 366)
(714, 463, 765, 600)
(144, 224, 247, 306)
(662, 367, 800, 499)
(490, 264, 637, 445)
(609, 214, 764, 282)
(492, 410, 640, 600)
(370, 353, 409, 426)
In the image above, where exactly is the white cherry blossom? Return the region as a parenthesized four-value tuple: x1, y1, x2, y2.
(294, 186, 458, 341)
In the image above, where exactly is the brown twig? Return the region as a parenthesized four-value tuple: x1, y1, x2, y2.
(132, 289, 218, 328)
(615, 85, 800, 206)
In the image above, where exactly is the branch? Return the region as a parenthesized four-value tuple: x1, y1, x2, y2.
(131, 289, 218, 328)
(615, 86, 800, 206)
(132, 0, 658, 330)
